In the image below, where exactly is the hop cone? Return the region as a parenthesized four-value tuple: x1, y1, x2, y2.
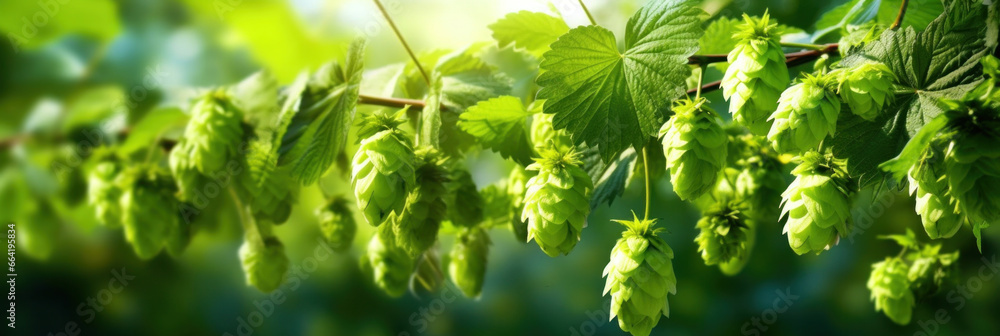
(695, 201, 752, 266)
(937, 100, 1000, 227)
(521, 147, 593, 257)
(531, 112, 572, 149)
(447, 167, 484, 227)
(867, 257, 915, 325)
(838, 62, 895, 121)
(908, 144, 964, 239)
(725, 129, 786, 224)
(767, 73, 841, 154)
(352, 115, 416, 226)
(507, 166, 532, 242)
(181, 91, 244, 174)
(906, 245, 959, 298)
(239, 236, 289, 293)
(240, 164, 299, 224)
(449, 226, 490, 298)
(363, 225, 414, 297)
(168, 140, 207, 203)
(780, 151, 853, 255)
(722, 13, 790, 135)
(87, 162, 123, 228)
(603, 214, 676, 336)
(317, 196, 357, 253)
(660, 97, 728, 201)
(391, 147, 450, 257)
(119, 166, 181, 260)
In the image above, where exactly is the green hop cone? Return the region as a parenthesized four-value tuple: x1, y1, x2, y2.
(241, 165, 299, 224)
(867, 257, 915, 325)
(721, 12, 790, 136)
(352, 115, 417, 226)
(449, 226, 490, 298)
(660, 97, 728, 201)
(603, 214, 676, 336)
(87, 162, 124, 228)
(905, 244, 959, 298)
(780, 151, 853, 255)
(507, 166, 532, 243)
(447, 167, 484, 227)
(119, 166, 181, 260)
(181, 90, 244, 174)
(767, 72, 841, 154)
(531, 112, 572, 149)
(695, 201, 752, 266)
(908, 144, 964, 239)
(838, 62, 895, 121)
(936, 99, 1000, 227)
(363, 225, 414, 297)
(239, 236, 289, 293)
(391, 147, 450, 257)
(168, 140, 208, 203)
(725, 129, 787, 224)
(521, 147, 593, 257)
(316, 196, 357, 253)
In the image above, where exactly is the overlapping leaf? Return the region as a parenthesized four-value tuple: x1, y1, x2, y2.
(458, 96, 535, 165)
(489, 11, 570, 56)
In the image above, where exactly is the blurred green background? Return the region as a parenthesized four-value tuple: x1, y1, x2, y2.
(1, 0, 998, 335)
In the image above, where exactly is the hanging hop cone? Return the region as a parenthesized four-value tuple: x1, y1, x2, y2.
(87, 162, 124, 228)
(239, 236, 289, 293)
(660, 97, 728, 201)
(119, 165, 181, 260)
(521, 146, 593, 257)
(767, 72, 841, 154)
(721, 12, 790, 136)
(449, 226, 490, 298)
(838, 62, 895, 121)
(867, 257, 915, 325)
(780, 151, 853, 255)
(935, 99, 1000, 227)
(363, 225, 414, 297)
(531, 112, 573, 149)
(905, 244, 959, 298)
(391, 147, 450, 257)
(317, 196, 357, 253)
(239, 144, 300, 225)
(695, 200, 752, 266)
(507, 166, 532, 243)
(180, 90, 245, 174)
(603, 214, 677, 336)
(726, 131, 787, 223)
(907, 142, 964, 239)
(351, 113, 417, 226)
(168, 140, 207, 203)
(447, 167, 484, 228)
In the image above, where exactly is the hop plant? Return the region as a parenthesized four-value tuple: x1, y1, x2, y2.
(660, 97, 728, 201)
(239, 236, 289, 293)
(907, 143, 964, 239)
(119, 166, 181, 260)
(391, 147, 450, 257)
(521, 146, 593, 257)
(449, 226, 490, 298)
(721, 12, 790, 135)
(780, 151, 853, 255)
(507, 166, 532, 242)
(531, 112, 572, 149)
(447, 167, 484, 227)
(87, 162, 123, 228)
(724, 129, 787, 224)
(935, 99, 1000, 228)
(352, 113, 417, 226)
(603, 214, 677, 336)
(838, 62, 896, 121)
(317, 196, 357, 253)
(767, 72, 841, 154)
(867, 257, 915, 325)
(179, 90, 245, 174)
(695, 200, 752, 266)
(363, 225, 414, 297)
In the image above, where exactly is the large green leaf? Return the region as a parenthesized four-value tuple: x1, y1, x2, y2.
(537, 0, 704, 162)
(458, 96, 535, 165)
(0, 0, 120, 51)
(277, 39, 365, 185)
(488, 11, 570, 56)
(118, 107, 187, 156)
(831, 1, 989, 188)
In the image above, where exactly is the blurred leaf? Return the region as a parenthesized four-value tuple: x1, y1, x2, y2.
(232, 71, 280, 132)
(488, 11, 569, 56)
(813, 0, 943, 41)
(878, 229, 918, 249)
(0, 0, 120, 51)
(580, 145, 638, 209)
(421, 74, 444, 149)
(477, 46, 540, 103)
(62, 86, 125, 132)
(118, 107, 187, 156)
(458, 96, 535, 165)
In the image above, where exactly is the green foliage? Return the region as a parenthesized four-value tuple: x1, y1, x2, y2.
(489, 11, 569, 56)
(537, 0, 705, 162)
(458, 96, 535, 165)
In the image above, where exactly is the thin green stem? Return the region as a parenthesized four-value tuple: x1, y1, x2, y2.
(695, 64, 706, 100)
(229, 186, 264, 247)
(780, 42, 828, 51)
(642, 147, 651, 220)
(142, 134, 163, 165)
(891, 0, 910, 30)
(373, 0, 430, 86)
(577, 0, 597, 26)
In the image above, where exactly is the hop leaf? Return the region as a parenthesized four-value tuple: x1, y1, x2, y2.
(179, 90, 245, 175)
(695, 201, 752, 266)
(603, 214, 676, 336)
(317, 196, 357, 253)
(780, 151, 853, 255)
(447, 167, 484, 227)
(767, 73, 841, 154)
(867, 257, 915, 325)
(721, 13, 790, 136)
(239, 236, 289, 293)
(660, 97, 728, 200)
(449, 227, 490, 298)
(362, 226, 414, 297)
(391, 147, 450, 257)
(521, 147, 593, 257)
(351, 114, 417, 226)
(119, 166, 181, 260)
(87, 162, 123, 228)
(838, 62, 896, 121)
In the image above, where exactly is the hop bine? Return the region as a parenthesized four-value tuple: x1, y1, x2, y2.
(603, 214, 677, 336)
(721, 12, 790, 136)
(521, 146, 593, 257)
(449, 226, 490, 298)
(767, 72, 841, 154)
(660, 97, 728, 201)
(351, 112, 417, 226)
(780, 151, 854, 255)
(316, 196, 357, 253)
(867, 257, 915, 325)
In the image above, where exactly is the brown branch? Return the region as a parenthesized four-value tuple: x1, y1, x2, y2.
(890, 0, 909, 30)
(357, 94, 427, 110)
(688, 43, 840, 96)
